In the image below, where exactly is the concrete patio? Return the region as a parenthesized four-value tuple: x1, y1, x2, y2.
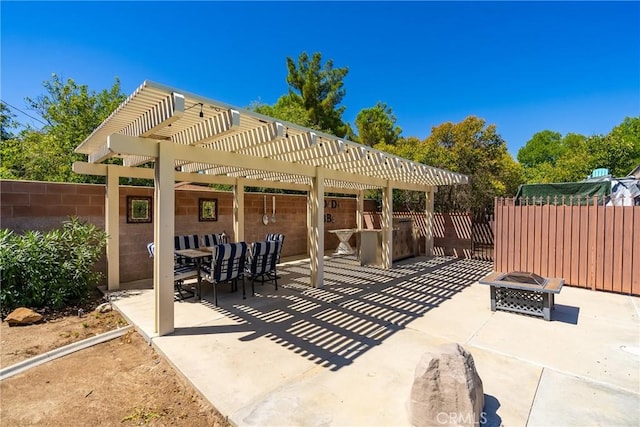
(110, 255, 640, 426)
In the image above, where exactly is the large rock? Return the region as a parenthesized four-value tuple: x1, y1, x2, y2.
(5, 307, 43, 326)
(408, 343, 484, 427)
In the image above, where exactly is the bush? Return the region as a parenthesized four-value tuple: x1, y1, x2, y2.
(0, 217, 107, 313)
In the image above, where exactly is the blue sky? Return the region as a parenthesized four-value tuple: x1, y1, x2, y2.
(2, 1, 638, 157)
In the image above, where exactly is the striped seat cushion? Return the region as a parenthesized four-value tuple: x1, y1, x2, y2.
(265, 234, 285, 264)
(203, 242, 247, 283)
(175, 234, 200, 250)
(175, 234, 200, 267)
(247, 241, 280, 276)
(202, 233, 227, 247)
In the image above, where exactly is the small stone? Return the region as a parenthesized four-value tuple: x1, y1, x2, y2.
(95, 302, 112, 313)
(5, 307, 44, 326)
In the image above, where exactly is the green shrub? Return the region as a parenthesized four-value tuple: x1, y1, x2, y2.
(0, 217, 107, 312)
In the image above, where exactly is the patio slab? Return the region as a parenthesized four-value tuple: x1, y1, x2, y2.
(111, 256, 640, 426)
(528, 368, 640, 426)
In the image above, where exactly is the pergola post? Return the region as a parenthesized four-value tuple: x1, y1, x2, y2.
(154, 141, 176, 336)
(309, 167, 325, 287)
(105, 165, 120, 290)
(356, 190, 364, 230)
(425, 187, 436, 256)
(382, 184, 393, 269)
(233, 178, 245, 242)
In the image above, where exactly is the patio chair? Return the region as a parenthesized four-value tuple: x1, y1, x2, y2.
(201, 242, 248, 306)
(200, 233, 228, 264)
(147, 242, 197, 300)
(246, 240, 280, 296)
(265, 233, 285, 279)
(202, 232, 228, 247)
(175, 234, 200, 267)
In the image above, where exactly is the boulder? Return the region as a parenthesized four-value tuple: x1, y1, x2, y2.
(5, 307, 43, 326)
(408, 343, 484, 427)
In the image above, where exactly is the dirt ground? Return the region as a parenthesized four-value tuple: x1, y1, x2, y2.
(0, 304, 230, 426)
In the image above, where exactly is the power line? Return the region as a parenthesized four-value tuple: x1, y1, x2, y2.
(0, 99, 49, 127)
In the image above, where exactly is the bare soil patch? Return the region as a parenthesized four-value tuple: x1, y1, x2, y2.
(1, 297, 230, 426)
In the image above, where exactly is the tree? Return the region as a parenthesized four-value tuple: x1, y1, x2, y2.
(252, 52, 350, 137)
(251, 96, 314, 129)
(0, 74, 125, 183)
(355, 102, 402, 147)
(517, 117, 640, 183)
(285, 52, 349, 137)
(0, 103, 23, 178)
(0, 103, 18, 141)
(606, 116, 640, 175)
(517, 130, 564, 168)
(374, 116, 523, 211)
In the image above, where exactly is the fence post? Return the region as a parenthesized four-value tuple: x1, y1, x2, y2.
(424, 188, 435, 256)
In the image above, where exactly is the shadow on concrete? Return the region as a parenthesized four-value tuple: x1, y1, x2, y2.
(552, 304, 580, 325)
(172, 256, 493, 371)
(482, 394, 502, 427)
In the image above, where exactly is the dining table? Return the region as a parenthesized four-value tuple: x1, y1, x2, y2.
(174, 248, 212, 299)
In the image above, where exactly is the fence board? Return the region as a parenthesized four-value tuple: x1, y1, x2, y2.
(603, 205, 614, 291)
(507, 204, 515, 272)
(570, 205, 582, 287)
(611, 205, 624, 293)
(595, 203, 606, 290)
(547, 204, 557, 277)
(555, 205, 566, 279)
(541, 203, 550, 277)
(562, 205, 574, 285)
(513, 203, 522, 272)
(577, 206, 589, 286)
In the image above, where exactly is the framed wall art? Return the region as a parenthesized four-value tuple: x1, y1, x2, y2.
(126, 196, 152, 223)
(199, 198, 218, 221)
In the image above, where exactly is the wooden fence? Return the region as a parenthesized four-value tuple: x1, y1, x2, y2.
(494, 196, 640, 295)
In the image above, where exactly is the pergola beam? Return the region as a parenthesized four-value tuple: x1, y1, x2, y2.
(106, 134, 400, 189)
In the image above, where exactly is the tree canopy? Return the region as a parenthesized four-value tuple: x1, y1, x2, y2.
(0, 74, 125, 183)
(376, 116, 524, 211)
(253, 52, 351, 137)
(354, 102, 402, 147)
(517, 117, 640, 183)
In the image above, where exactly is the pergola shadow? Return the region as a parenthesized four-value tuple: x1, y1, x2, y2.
(172, 256, 493, 371)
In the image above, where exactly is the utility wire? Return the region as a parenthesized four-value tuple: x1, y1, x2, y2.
(0, 99, 49, 127)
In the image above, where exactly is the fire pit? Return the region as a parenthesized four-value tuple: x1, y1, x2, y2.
(479, 271, 564, 321)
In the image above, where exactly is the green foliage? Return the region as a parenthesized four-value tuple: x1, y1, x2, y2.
(517, 130, 564, 168)
(0, 74, 125, 183)
(518, 117, 640, 183)
(0, 218, 107, 312)
(252, 96, 314, 129)
(251, 52, 350, 137)
(373, 116, 524, 211)
(355, 102, 402, 147)
(1, 103, 18, 141)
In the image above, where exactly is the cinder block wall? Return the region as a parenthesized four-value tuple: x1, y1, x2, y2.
(1, 180, 377, 283)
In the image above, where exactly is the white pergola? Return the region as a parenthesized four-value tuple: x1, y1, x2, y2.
(74, 80, 467, 335)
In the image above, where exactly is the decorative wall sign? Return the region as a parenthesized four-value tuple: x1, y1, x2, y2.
(126, 196, 152, 223)
(199, 198, 218, 221)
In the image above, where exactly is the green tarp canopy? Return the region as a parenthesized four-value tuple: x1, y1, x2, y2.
(515, 181, 611, 205)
